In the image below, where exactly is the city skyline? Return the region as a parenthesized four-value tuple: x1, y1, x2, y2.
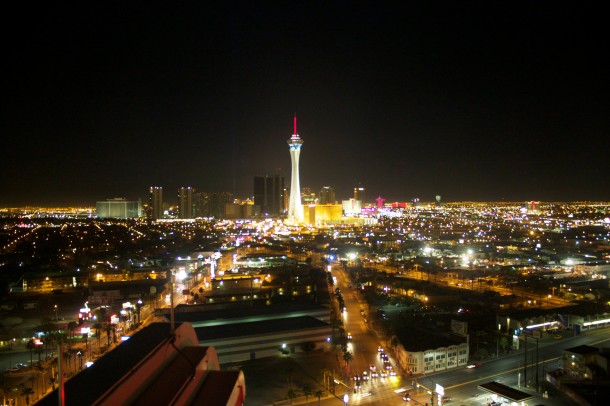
(3, 2, 610, 206)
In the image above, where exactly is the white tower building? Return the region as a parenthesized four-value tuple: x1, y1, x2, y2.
(287, 115, 304, 223)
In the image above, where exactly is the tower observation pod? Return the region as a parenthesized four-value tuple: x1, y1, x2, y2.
(287, 115, 304, 223)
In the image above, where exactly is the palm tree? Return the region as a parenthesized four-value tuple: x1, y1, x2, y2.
(343, 351, 353, 368)
(105, 323, 113, 346)
(35, 342, 44, 364)
(286, 389, 297, 405)
(20, 383, 34, 406)
(314, 389, 324, 406)
(93, 322, 102, 348)
(26, 338, 36, 366)
(49, 375, 57, 391)
(0, 375, 16, 406)
(67, 321, 78, 344)
(302, 384, 313, 406)
(98, 306, 107, 327)
(35, 363, 45, 397)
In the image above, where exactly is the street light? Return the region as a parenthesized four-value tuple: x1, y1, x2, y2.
(136, 299, 143, 324)
(54, 304, 58, 321)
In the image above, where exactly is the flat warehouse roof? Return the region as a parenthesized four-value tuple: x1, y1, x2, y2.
(195, 316, 329, 341)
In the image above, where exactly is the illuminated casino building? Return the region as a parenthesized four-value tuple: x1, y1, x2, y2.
(287, 116, 304, 223)
(96, 198, 142, 219)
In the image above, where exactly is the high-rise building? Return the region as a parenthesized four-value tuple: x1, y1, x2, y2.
(354, 186, 366, 204)
(178, 186, 195, 219)
(287, 116, 304, 222)
(319, 186, 335, 205)
(300, 186, 316, 205)
(194, 191, 234, 219)
(96, 198, 142, 219)
(149, 186, 163, 220)
(254, 175, 285, 216)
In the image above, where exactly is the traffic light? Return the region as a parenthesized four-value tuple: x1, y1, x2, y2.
(78, 313, 84, 326)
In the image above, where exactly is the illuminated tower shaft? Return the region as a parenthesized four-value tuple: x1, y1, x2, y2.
(287, 116, 304, 222)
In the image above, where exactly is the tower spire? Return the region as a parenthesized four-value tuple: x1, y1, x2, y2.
(287, 116, 304, 223)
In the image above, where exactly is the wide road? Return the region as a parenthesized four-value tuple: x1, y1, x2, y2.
(325, 262, 409, 406)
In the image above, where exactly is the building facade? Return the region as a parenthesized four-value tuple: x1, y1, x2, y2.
(395, 342, 469, 374)
(342, 198, 362, 216)
(194, 191, 234, 219)
(179, 186, 195, 219)
(96, 198, 142, 219)
(149, 186, 163, 220)
(354, 186, 365, 204)
(253, 175, 285, 216)
(318, 186, 335, 205)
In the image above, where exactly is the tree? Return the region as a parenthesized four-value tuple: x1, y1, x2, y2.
(63, 349, 72, 372)
(302, 384, 313, 406)
(20, 383, 34, 406)
(105, 323, 113, 346)
(67, 321, 78, 343)
(500, 336, 509, 353)
(342, 351, 353, 367)
(93, 322, 102, 348)
(314, 389, 324, 406)
(49, 375, 57, 391)
(0, 375, 16, 406)
(26, 338, 36, 366)
(390, 335, 399, 350)
(34, 363, 45, 398)
(286, 389, 297, 405)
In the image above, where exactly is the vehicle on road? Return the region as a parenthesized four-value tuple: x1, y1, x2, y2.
(467, 363, 482, 368)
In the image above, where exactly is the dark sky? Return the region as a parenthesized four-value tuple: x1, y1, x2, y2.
(2, 1, 609, 206)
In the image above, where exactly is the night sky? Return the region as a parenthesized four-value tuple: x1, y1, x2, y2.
(3, 2, 609, 206)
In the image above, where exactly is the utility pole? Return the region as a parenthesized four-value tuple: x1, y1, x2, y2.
(536, 337, 539, 390)
(523, 334, 527, 387)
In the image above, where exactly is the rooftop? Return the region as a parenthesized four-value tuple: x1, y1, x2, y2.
(196, 316, 329, 341)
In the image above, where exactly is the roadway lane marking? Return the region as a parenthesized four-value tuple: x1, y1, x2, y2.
(445, 357, 561, 390)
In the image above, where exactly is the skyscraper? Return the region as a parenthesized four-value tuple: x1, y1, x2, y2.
(194, 191, 234, 219)
(149, 186, 163, 220)
(354, 186, 366, 204)
(287, 116, 304, 222)
(254, 175, 285, 216)
(178, 186, 194, 219)
(319, 186, 335, 205)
